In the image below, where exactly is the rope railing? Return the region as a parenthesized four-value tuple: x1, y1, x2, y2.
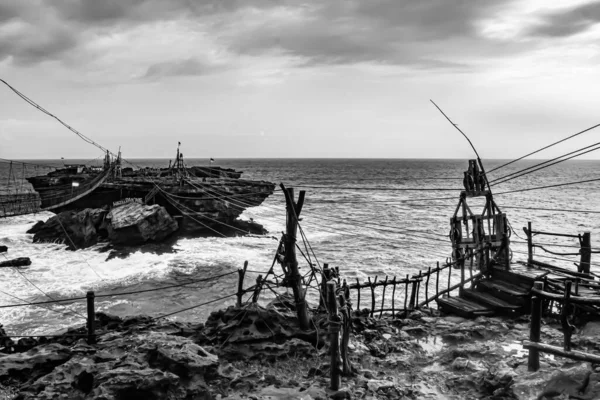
(522, 221, 595, 275)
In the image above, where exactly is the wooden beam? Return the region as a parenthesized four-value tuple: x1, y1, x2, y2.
(523, 341, 600, 364)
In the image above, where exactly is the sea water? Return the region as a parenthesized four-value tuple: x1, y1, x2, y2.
(0, 158, 599, 335)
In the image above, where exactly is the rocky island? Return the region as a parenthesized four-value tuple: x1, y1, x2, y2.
(24, 148, 275, 248)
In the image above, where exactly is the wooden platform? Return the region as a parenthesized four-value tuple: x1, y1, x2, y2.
(436, 296, 494, 318)
(436, 264, 548, 318)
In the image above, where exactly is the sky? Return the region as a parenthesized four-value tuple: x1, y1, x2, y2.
(1, 0, 600, 160)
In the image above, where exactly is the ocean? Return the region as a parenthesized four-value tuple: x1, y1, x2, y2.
(0, 158, 599, 336)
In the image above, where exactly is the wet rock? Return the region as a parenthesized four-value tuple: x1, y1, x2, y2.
(0, 257, 31, 267)
(0, 343, 72, 381)
(106, 203, 178, 245)
(25, 221, 44, 234)
(366, 379, 394, 392)
(581, 321, 600, 338)
(537, 364, 592, 400)
(32, 209, 107, 249)
(14, 331, 219, 399)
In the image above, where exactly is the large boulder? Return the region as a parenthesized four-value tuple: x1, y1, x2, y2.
(31, 208, 108, 250)
(106, 202, 178, 245)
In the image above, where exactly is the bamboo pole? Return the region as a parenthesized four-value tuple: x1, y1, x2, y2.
(379, 276, 388, 318)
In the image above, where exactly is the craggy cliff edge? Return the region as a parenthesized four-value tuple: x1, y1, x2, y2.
(1, 300, 600, 399)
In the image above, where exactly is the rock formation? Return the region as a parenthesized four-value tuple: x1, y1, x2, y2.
(29, 203, 179, 249)
(30, 208, 108, 250)
(106, 202, 178, 245)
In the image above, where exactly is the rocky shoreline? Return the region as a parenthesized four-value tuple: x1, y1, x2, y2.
(2, 298, 600, 399)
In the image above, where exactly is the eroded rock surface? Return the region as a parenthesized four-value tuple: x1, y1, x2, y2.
(106, 202, 178, 245)
(32, 208, 107, 249)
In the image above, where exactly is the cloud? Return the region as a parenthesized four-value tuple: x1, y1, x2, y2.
(528, 1, 600, 37)
(143, 58, 220, 79)
(0, 0, 525, 75)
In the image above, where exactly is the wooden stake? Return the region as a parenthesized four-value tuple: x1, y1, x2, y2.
(528, 281, 543, 372)
(356, 277, 361, 312)
(562, 280, 573, 352)
(391, 276, 397, 317)
(580, 232, 591, 275)
(327, 282, 341, 391)
(425, 267, 431, 305)
(379, 276, 388, 318)
(280, 185, 310, 330)
(338, 294, 352, 375)
(369, 276, 377, 317)
(435, 262, 440, 300)
(404, 274, 409, 312)
(86, 291, 96, 345)
(252, 275, 262, 303)
(236, 261, 248, 307)
(527, 221, 533, 264)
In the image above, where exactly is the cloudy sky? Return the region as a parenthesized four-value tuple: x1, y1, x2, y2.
(1, 0, 599, 159)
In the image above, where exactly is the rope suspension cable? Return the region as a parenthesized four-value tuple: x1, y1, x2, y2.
(55, 217, 105, 280)
(0, 158, 58, 169)
(1, 254, 87, 318)
(156, 186, 249, 236)
(153, 293, 238, 320)
(187, 177, 452, 241)
(513, 249, 600, 267)
(487, 122, 600, 174)
(0, 79, 111, 156)
(0, 289, 87, 321)
(490, 141, 600, 186)
(0, 270, 238, 308)
(495, 177, 600, 196)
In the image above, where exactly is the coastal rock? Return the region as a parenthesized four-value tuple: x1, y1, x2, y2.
(32, 208, 107, 249)
(14, 332, 219, 400)
(0, 257, 31, 267)
(106, 202, 178, 245)
(0, 343, 72, 381)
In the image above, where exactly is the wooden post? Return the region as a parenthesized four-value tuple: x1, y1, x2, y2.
(580, 232, 591, 275)
(280, 185, 310, 330)
(415, 271, 421, 308)
(528, 281, 543, 372)
(356, 277, 361, 312)
(403, 274, 409, 312)
(369, 276, 377, 317)
(327, 282, 341, 390)
(391, 276, 397, 317)
(527, 221, 533, 264)
(447, 261, 452, 297)
(252, 275, 262, 303)
(236, 261, 248, 307)
(408, 279, 418, 310)
(338, 293, 352, 375)
(562, 280, 573, 352)
(320, 263, 330, 309)
(435, 262, 440, 299)
(86, 291, 96, 345)
(379, 276, 388, 318)
(424, 267, 430, 306)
